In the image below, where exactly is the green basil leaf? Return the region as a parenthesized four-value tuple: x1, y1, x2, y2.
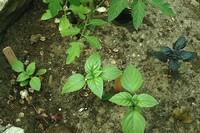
(85, 36, 102, 49)
(68, 0, 80, 6)
(61, 27, 80, 37)
(101, 66, 121, 81)
(20, 80, 29, 87)
(26, 62, 35, 75)
(122, 109, 145, 133)
(136, 93, 159, 108)
(69, 5, 90, 15)
(149, 0, 175, 16)
(36, 69, 47, 76)
(121, 64, 143, 94)
(131, 0, 146, 30)
(59, 15, 70, 36)
(108, 0, 129, 21)
(11, 60, 24, 72)
(41, 10, 53, 20)
(29, 77, 41, 91)
(62, 74, 85, 93)
(84, 53, 101, 74)
(65, 42, 84, 64)
(16, 72, 29, 82)
(87, 77, 103, 98)
(69, 4, 90, 20)
(48, 0, 62, 17)
(89, 19, 107, 26)
(109, 92, 133, 106)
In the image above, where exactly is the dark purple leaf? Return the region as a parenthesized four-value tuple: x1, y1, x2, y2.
(161, 46, 172, 56)
(180, 50, 197, 62)
(173, 36, 187, 50)
(154, 51, 168, 62)
(169, 59, 180, 71)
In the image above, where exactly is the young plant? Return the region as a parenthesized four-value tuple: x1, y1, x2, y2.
(154, 36, 197, 78)
(11, 60, 47, 91)
(108, 0, 175, 30)
(61, 52, 122, 98)
(41, 0, 107, 64)
(109, 64, 159, 133)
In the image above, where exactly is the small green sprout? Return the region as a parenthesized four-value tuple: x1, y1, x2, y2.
(11, 60, 47, 91)
(109, 65, 159, 133)
(62, 52, 122, 98)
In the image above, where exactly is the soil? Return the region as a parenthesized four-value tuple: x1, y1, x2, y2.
(0, 0, 200, 133)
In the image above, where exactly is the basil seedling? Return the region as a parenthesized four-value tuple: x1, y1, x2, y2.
(154, 36, 197, 78)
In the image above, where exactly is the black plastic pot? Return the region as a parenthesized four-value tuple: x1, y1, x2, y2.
(114, 8, 132, 24)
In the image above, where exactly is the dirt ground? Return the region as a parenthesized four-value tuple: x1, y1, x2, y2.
(0, 0, 200, 133)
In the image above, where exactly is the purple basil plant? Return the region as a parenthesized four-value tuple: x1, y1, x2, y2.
(154, 36, 197, 79)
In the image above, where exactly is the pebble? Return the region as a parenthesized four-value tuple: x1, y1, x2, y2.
(113, 48, 119, 52)
(54, 18, 60, 23)
(18, 112, 24, 118)
(30, 34, 41, 44)
(96, 7, 107, 13)
(24, 60, 29, 65)
(20, 90, 29, 99)
(0, 119, 3, 124)
(190, 0, 199, 6)
(10, 79, 15, 85)
(0, 125, 6, 132)
(16, 118, 21, 122)
(40, 36, 46, 41)
(2, 126, 24, 133)
(40, 51, 44, 56)
(110, 59, 116, 65)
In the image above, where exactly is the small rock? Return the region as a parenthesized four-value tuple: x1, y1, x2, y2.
(110, 59, 116, 65)
(15, 118, 21, 122)
(54, 18, 60, 23)
(191, 0, 199, 6)
(0, 125, 6, 132)
(0, 119, 3, 124)
(113, 48, 119, 52)
(96, 7, 107, 13)
(40, 36, 46, 41)
(3, 126, 24, 133)
(18, 112, 24, 118)
(24, 60, 29, 65)
(30, 34, 41, 44)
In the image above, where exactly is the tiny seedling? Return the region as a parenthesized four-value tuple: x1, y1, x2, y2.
(108, 0, 175, 30)
(11, 60, 47, 91)
(154, 36, 197, 78)
(109, 64, 159, 133)
(61, 52, 122, 98)
(41, 0, 107, 64)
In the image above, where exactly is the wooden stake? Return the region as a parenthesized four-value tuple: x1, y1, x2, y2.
(3, 46, 18, 65)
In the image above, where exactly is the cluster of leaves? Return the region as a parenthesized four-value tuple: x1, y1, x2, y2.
(108, 0, 175, 30)
(109, 65, 158, 133)
(11, 60, 47, 91)
(154, 36, 197, 77)
(62, 53, 158, 133)
(61, 52, 122, 98)
(41, 0, 107, 64)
